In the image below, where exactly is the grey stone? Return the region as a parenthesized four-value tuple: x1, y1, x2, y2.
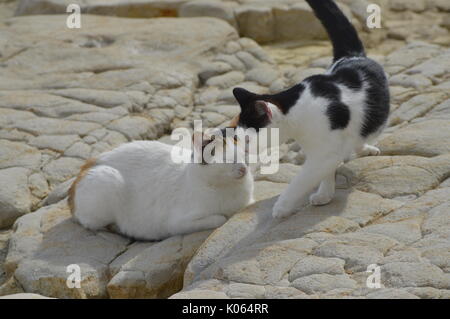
(235, 6, 275, 44)
(289, 256, 345, 281)
(382, 262, 450, 289)
(0, 167, 32, 228)
(245, 67, 280, 86)
(291, 274, 357, 294)
(180, 1, 237, 28)
(205, 71, 245, 89)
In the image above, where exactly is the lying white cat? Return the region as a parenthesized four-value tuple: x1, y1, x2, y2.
(69, 131, 254, 241)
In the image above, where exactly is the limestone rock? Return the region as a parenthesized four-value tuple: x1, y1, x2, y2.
(205, 71, 245, 89)
(107, 231, 211, 299)
(235, 6, 275, 44)
(0, 293, 54, 299)
(291, 274, 357, 294)
(6, 200, 130, 298)
(182, 189, 401, 291)
(0, 230, 11, 286)
(0, 140, 41, 170)
(382, 262, 450, 289)
(179, 1, 237, 28)
(338, 155, 450, 198)
(4, 200, 215, 299)
(390, 0, 426, 12)
(379, 120, 450, 157)
(289, 256, 345, 281)
(16, 0, 187, 17)
(0, 167, 33, 228)
(273, 3, 328, 42)
(388, 93, 446, 125)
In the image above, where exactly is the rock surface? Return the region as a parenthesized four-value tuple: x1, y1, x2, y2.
(2, 0, 450, 300)
(0, 14, 270, 228)
(13, 0, 387, 45)
(0, 13, 278, 298)
(172, 37, 450, 299)
(0, 293, 54, 299)
(2, 199, 213, 298)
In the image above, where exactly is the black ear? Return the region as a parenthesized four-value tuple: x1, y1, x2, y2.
(233, 87, 256, 108)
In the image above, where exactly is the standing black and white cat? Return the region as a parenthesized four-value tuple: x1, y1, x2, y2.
(232, 0, 390, 218)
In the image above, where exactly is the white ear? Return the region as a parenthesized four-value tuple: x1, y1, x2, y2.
(255, 100, 272, 119)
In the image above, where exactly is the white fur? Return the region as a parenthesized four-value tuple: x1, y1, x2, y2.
(264, 81, 381, 218)
(73, 139, 254, 240)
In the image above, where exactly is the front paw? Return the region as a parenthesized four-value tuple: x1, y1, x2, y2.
(360, 145, 381, 157)
(272, 199, 295, 219)
(309, 191, 334, 206)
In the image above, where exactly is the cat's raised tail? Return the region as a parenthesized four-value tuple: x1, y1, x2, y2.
(305, 0, 365, 61)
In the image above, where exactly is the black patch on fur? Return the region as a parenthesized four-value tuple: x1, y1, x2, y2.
(237, 102, 272, 131)
(339, 58, 390, 137)
(307, 76, 351, 130)
(326, 101, 350, 130)
(262, 83, 304, 114)
(307, 76, 341, 100)
(306, 0, 365, 62)
(333, 67, 362, 90)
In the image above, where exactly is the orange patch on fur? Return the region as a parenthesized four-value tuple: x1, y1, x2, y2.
(229, 114, 240, 128)
(68, 158, 97, 214)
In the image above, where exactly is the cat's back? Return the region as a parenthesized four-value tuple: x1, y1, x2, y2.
(98, 141, 174, 169)
(332, 57, 388, 85)
(96, 140, 187, 186)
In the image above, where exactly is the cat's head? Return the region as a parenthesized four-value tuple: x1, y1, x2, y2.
(191, 129, 249, 182)
(232, 87, 283, 131)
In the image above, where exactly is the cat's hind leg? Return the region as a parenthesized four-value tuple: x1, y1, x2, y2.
(309, 171, 336, 206)
(357, 144, 380, 156)
(72, 165, 123, 230)
(344, 144, 380, 162)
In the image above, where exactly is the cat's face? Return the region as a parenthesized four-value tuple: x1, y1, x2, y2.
(192, 130, 249, 181)
(232, 87, 283, 131)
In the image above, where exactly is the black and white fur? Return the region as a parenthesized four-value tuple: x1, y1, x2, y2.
(232, 0, 390, 218)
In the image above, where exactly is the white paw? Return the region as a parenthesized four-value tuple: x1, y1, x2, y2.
(272, 199, 295, 219)
(309, 191, 334, 206)
(360, 145, 381, 157)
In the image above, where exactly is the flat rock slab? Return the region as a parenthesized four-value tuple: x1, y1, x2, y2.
(0, 14, 276, 228)
(0, 14, 282, 299)
(14, 0, 380, 44)
(379, 119, 450, 157)
(16, 0, 188, 17)
(2, 200, 212, 298)
(2, 3, 450, 300)
(174, 189, 400, 292)
(0, 293, 54, 299)
(173, 154, 450, 298)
